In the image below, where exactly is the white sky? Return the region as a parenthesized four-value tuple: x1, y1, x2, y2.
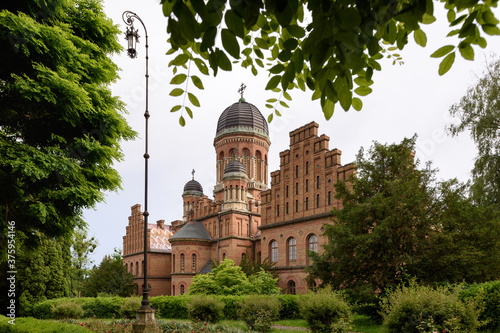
(84, 0, 499, 264)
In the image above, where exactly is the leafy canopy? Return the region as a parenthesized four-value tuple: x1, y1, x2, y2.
(0, 0, 135, 241)
(188, 259, 281, 295)
(161, 0, 499, 125)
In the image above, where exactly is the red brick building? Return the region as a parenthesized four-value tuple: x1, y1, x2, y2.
(122, 98, 355, 296)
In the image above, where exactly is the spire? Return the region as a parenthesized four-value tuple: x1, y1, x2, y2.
(238, 83, 246, 102)
(191, 169, 195, 180)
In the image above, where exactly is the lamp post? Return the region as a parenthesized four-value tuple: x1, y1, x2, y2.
(122, 11, 156, 332)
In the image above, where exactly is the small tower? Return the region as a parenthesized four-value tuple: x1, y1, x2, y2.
(182, 170, 203, 221)
(222, 149, 249, 211)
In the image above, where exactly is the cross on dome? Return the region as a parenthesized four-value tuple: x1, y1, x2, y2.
(238, 83, 246, 101)
(191, 169, 195, 180)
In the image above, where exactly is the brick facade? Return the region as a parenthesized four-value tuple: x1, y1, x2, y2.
(122, 102, 354, 296)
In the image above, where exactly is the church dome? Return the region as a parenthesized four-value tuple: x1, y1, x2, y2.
(223, 160, 248, 181)
(183, 179, 203, 197)
(215, 100, 269, 141)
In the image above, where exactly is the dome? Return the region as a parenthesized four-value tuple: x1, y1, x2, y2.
(215, 101, 269, 140)
(224, 160, 247, 175)
(183, 179, 203, 197)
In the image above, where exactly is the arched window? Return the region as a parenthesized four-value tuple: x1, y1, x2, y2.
(317, 176, 320, 189)
(287, 280, 296, 295)
(306, 161, 309, 174)
(277, 204, 280, 217)
(257, 251, 261, 263)
(192, 254, 196, 272)
(286, 185, 289, 198)
(308, 234, 318, 253)
(172, 285, 175, 296)
(316, 194, 320, 208)
(270, 240, 278, 262)
(328, 191, 332, 205)
(181, 253, 185, 272)
(222, 253, 226, 261)
(172, 255, 175, 273)
(136, 261, 139, 276)
(295, 182, 299, 195)
(180, 284, 185, 295)
(130, 262, 133, 274)
(295, 200, 299, 212)
(305, 197, 309, 210)
(286, 202, 289, 214)
(308, 281, 317, 290)
(295, 165, 299, 177)
(288, 237, 296, 261)
(306, 179, 309, 192)
(125, 263, 128, 272)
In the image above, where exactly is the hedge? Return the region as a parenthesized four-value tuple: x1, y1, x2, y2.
(0, 315, 88, 333)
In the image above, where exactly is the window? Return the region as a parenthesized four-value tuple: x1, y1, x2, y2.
(308, 234, 318, 253)
(306, 161, 309, 174)
(308, 281, 317, 290)
(286, 185, 289, 198)
(242, 252, 246, 260)
(306, 179, 309, 192)
(316, 194, 320, 208)
(223, 253, 226, 260)
(277, 204, 280, 217)
(270, 240, 278, 262)
(180, 284, 185, 295)
(288, 238, 296, 261)
(295, 200, 299, 212)
(287, 280, 296, 295)
(317, 176, 320, 189)
(295, 182, 298, 195)
(305, 197, 309, 210)
(192, 254, 196, 272)
(125, 263, 128, 272)
(172, 255, 175, 273)
(286, 202, 289, 214)
(136, 261, 139, 276)
(172, 285, 175, 296)
(181, 253, 185, 271)
(295, 165, 299, 177)
(328, 191, 332, 205)
(130, 262, 133, 274)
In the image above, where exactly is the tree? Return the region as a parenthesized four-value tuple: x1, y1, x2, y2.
(71, 227, 98, 296)
(449, 57, 500, 209)
(189, 259, 280, 295)
(0, 0, 135, 243)
(81, 249, 136, 297)
(160, 0, 500, 125)
(307, 137, 500, 294)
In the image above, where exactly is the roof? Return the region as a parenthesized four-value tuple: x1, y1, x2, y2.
(198, 260, 214, 274)
(224, 160, 247, 175)
(169, 221, 212, 241)
(215, 101, 269, 140)
(183, 179, 203, 196)
(147, 224, 173, 251)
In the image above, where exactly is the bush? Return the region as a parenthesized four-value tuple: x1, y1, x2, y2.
(480, 281, 500, 332)
(119, 297, 141, 319)
(238, 295, 280, 333)
(0, 315, 89, 333)
(342, 287, 382, 323)
(150, 295, 190, 319)
(186, 295, 224, 323)
(381, 283, 481, 333)
(51, 302, 84, 319)
(299, 288, 353, 333)
(219, 295, 243, 320)
(277, 295, 300, 319)
(81, 297, 123, 318)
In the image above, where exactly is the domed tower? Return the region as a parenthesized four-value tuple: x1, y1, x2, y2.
(214, 93, 271, 206)
(182, 170, 203, 221)
(221, 158, 249, 211)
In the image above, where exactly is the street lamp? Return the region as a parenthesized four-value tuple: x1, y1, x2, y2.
(122, 11, 155, 332)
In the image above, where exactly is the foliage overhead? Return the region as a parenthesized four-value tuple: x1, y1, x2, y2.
(0, 0, 135, 241)
(189, 259, 281, 295)
(306, 137, 500, 293)
(449, 57, 500, 210)
(160, 0, 499, 125)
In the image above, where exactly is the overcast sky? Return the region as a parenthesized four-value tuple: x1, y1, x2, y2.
(84, 0, 498, 264)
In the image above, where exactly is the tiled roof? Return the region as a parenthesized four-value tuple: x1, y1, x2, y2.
(169, 221, 212, 241)
(148, 224, 174, 251)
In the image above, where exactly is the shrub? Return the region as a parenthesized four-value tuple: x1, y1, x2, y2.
(381, 283, 480, 333)
(238, 295, 280, 333)
(299, 288, 353, 333)
(0, 315, 89, 333)
(81, 297, 123, 318)
(186, 295, 224, 323)
(277, 295, 300, 319)
(119, 297, 141, 319)
(219, 295, 243, 320)
(480, 281, 500, 332)
(51, 301, 84, 319)
(150, 295, 190, 319)
(343, 287, 383, 323)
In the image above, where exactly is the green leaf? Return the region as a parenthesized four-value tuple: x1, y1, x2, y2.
(422, 13, 436, 24)
(275, 110, 282, 116)
(414, 29, 427, 47)
(269, 64, 285, 74)
(169, 54, 189, 66)
(267, 98, 278, 103)
(352, 98, 363, 111)
(185, 106, 193, 119)
(447, 10, 456, 23)
(458, 42, 474, 60)
(265, 75, 281, 90)
(179, 116, 186, 127)
(430, 45, 454, 58)
(215, 49, 232, 71)
(482, 10, 499, 25)
(322, 99, 335, 120)
(225, 10, 245, 38)
(279, 101, 289, 108)
(267, 113, 274, 123)
(283, 38, 298, 50)
(188, 93, 200, 107)
(170, 105, 182, 112)
(285, 25, 305, 38)
(191, 75, 204, 90)
(265, 103, 273, 108)
(194, 58, 209, 75)
(482, 24, 500, 35)
(221, 29, 240, 59)
(438, 51, 456, 75)
(170, 74, 187, 85)
(354, 86, 372, 96)
(169, 88, 184, 97)
(283, 91, 292, 101)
